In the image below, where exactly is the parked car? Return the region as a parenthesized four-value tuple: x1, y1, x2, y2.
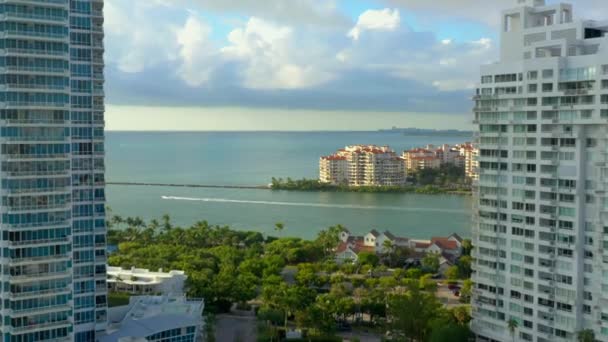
(448, 284, 461, 291)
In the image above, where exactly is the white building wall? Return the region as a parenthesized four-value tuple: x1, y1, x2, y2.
(472, 1, 608, 341)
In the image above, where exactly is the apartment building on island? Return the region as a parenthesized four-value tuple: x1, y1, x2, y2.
(402, 143, 478, 177)
(320, 145, 406, 186)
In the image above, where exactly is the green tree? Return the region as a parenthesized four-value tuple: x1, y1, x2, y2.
(507, 318, 519, 342)
(577, 329, 595, 342)
(274, 222, 285, 236)
(387, 286, 443, 342)
(382, 239, 394, 265)
(316, 225, 344, 258)
(429, 323, 472, 342)
(357, 252, 379, 267)
(445, 265, 460, 281)
(422, 253, 440, 273)
(161, 214, 172, 233)
(450, 306, 471, 325)
(457, 255, 472, 278)
(405, 268, 423, 279)
(460, 279, 473, 301)
(461, 239, 473, 256)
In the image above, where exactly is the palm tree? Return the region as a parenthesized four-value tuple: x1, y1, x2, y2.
(507, 318, 519, 342)
(578, 329, 595, 342)
(274, 222, 285, 237)
(111, 215, 124, 229)
(382, 239, 395, 266)
(161, 214, 172, 233)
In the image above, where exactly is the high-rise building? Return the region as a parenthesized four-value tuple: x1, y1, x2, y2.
(472, 1, 608, 341)
(320, 145, 406, 186)
(0, 1, 106, 341)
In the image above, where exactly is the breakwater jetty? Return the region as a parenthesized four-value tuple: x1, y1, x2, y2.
(107, 182, 269, 190)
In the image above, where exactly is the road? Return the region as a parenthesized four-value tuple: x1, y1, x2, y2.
(215, 314, 257, 342)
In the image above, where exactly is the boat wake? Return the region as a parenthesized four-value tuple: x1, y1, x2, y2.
(161, 196, 467, 214)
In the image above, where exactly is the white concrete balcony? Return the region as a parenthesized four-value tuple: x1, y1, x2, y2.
(0, 31, 68, 42)
(1, 48, 69, 58)
(7, 254, 71, 266)
(10, 320, 72, 334)
(0, 66, 69, 75)
(0, 11, 68, 25)
(10, 304, 72, 318)
(9, 270, 71, 283)
(8, 287, 71, 300)
(7, 236, 70, 247)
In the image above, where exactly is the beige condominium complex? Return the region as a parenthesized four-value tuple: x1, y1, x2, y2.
(320, 145, 406, 186)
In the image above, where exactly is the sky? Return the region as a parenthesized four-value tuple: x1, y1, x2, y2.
(104, 0, 608, 131)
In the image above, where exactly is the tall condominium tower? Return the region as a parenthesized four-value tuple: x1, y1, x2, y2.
(0, 1, 106, 341)
(472, 0, 608, 341)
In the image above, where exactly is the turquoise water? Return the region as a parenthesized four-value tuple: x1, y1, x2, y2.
(106, 131, 473, 239)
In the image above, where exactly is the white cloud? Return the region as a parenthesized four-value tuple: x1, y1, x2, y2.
(104, 0, 500, 111)
(105, 0, 179, 73)
(221, 18, 334, 89)
(349, 8, 401, 40)
(176, 16, 216, 86)
(169, 0, 350, 28)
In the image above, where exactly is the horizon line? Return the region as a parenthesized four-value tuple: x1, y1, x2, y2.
(104, 129, 474, 133)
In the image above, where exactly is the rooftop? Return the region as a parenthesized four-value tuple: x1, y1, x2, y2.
(100, 296, 204, 342)
(107, 267, 187, 286)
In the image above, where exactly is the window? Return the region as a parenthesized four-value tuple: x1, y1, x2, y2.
(542, 69, 554, 79)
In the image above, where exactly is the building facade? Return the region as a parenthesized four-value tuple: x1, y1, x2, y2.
(107, 267, 187, 296)
(319, 155, 348, 185)
(402, 144, 473, 174)
(0, 1, 107, 341)
(459, 143, 479, 180)
(320, 145, 406, 186)
(472, 1, 608, 341)
(100, 296, 204, 342)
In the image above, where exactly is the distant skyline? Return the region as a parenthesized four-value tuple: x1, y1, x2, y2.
(105, 0, 607, 130)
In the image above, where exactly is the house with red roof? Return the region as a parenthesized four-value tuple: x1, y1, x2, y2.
(335, 229, 463, 264)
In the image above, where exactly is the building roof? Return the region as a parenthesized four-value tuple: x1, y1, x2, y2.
(383, 231, 397, 240)
(100, 296, 204, 342)
(321, 155, 347, 161)
(336, 241, 375, 255)
(107, 267, 187, 286)
(449, 233, 464, 242)
(431, 237, 460, 250)
(383, 231, 409, 243)
(414, 241, 431, 249)
(368, 229, 381, 238)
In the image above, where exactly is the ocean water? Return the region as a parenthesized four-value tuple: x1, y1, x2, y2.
(106, 131, 474, 239)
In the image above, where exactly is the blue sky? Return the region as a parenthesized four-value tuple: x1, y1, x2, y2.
(102, 0, 605, 131)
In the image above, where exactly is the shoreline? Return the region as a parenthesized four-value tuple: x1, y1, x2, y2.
(107, 182, 472, 196)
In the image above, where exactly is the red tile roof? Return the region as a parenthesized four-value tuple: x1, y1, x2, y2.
(431, 237, 460, 250)
(321, 155, 347, 161)
(415, 242, 431, 249)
